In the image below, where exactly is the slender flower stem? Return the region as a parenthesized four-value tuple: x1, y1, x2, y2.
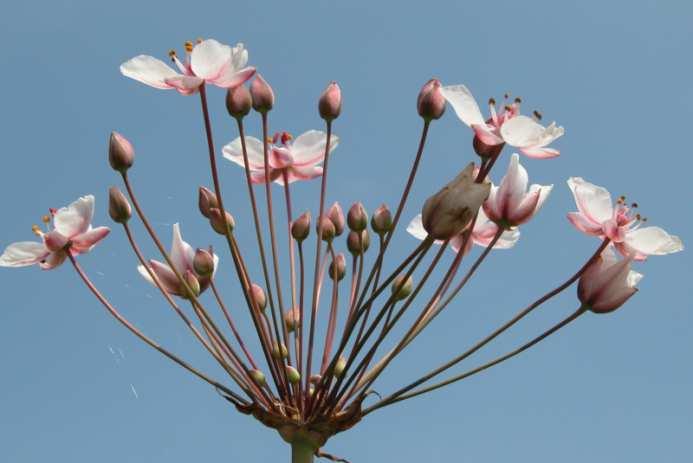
(297, 241, 307, 408)
(67, 254, 247, 406)
(210, 280, 259, 369)
(320, 244, 341, 373)
(365, 305, 588, 412)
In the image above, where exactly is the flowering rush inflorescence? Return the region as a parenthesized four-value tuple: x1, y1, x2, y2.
(0, 38, 684, 462)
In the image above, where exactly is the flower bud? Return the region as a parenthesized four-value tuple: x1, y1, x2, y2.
(250, 74, 274, 113)
(226, 85, 252, 119)
(284, 307, 301, 332)
(371, 204, 393, 235)
(317, 215, 336, 242)
(473, 135, 504, 159)
(328, 253, 346, 281)
(108, 186, 132, 224)
(209, 208, 235, 235)
(333, 355, 347, 378)
(286, 365, 301, 384)
(578, 252, 642, 314)
(271, 343, 289, 360)
(183, 269, 201, 298)
(193, 248, 215, 277)
(327, 202, 345, 236)
(198, 187, 219, 219)
(347, 230, 371, 256)
(318, 81, 342, 121)
(249, 369, 267, 387)
(108, 131, 134, 173)
(309, 374, 322, 384)
(391, 275, 414, 301)
(308, 384, 316, 396)
(250, 283, 267, 311)
(291, 211, 311, 242)
(421, 163, 490, 240)
(43, 230, 69, 252)
(347, 202, 368, 231)
(416, 78, 446, 121)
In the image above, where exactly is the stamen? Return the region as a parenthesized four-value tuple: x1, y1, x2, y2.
(503, 93, 510, 100)
(31, 224, 43, 237)
(41, 215, 51, 224)
(168, 49, 177, 61)
(266, 136, 274, 144)
(281, 132, 293, 144)
(195, 37, 203, 44)
(488, 97, 496, 107)
(631, 202, 638, 208)
(533, 110, 543, 121)
(184, 41, 194, 53)
(514, 97, 522, 104)
(642, 217, 648, 222)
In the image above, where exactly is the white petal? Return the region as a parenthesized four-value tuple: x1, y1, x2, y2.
(440, 85, 486, 127)
(566, 177, 613, 224)
(406, 214, 428, 241)
(495, 228, 520, 249)
(625, 227, 684, 256)
(170, 223, 195, 274)
(191, 39, 232, 80)
(290, 131, 339, 166)
(0, 241, 48, 267)
(230, 43, 248, 70)
(120, 55, 179, 89)
(497, 153, 529, 212)
(500, 115, 551, 148)
(54, 195, 95, 237)
(528, 183, 553, 213)
(222, 136, 266, 170)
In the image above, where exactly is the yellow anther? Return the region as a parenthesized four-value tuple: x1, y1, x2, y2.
(184, 41, 194, 53)
(31, 224, 43, 236)
(41, 214, 51, 224)
(168, 49, 177, 61)
(266, 136, 274, 144)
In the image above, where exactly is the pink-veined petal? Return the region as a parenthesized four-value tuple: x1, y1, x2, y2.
(222, 136, 266, 171)
(497, 153, 529, 214)
(138, 260, 181, 295)
(54, 195, 95, 238)
(290, 131, 339, 167)
(120, 55, 179, 90)
(213, 66, 256, 88)
(39, 250, 67, 270)
(164, 75, 204, 93)
(0, 241, 48, 267)
(509, 189, 541, 225)
(71, 226, 111, 253)
(566, 177, 613, 224)
(567, 212, 603, 236)
(624, 226, 684, 257)
(520, 146, 560, 159)
(170, 224, 195, 274)
(270, 146, 294, 169)
(472, 124, 504, 146)
(440, 84, 486, 127)
(190, 39, 232, 80)
(281, 166, 323, 184)
(500, 116, 564, 149)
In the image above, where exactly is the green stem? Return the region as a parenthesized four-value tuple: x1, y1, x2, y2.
(291, 440, 316, 463)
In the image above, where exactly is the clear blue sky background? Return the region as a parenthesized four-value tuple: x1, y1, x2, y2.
(1, 1, 691, 462)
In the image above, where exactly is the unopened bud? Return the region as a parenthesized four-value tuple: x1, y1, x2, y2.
(391, 275, 414, 301)
(249, 369, 266, 387)
(286, 365, 301, 384)
(347, 202, 368, 231)
(284, 307, 301, 332)
(193, 248, 215, 277)
(198, 187, 219, 218)
(327, 202, 345, 236)
(183, 270, 201, 298)
(271, 343, 289, 360)
(421, 163, 490, 240)
(309, 374, 322, 384)
(108, 131, 134, 173)
(328, 253, 346, 281)
(347, 230, 371, 255)
(333, 355, 347, 378)
(209, 208, 235, 235)
(291, 211, 311, 242)
(417, 78, 446, 121)
(108, 186, 131, 223)
(317, 216, 336, 242)
(250, 283, 267, 311)
(371, 204, 393, 235)
(43, 230, 68, 252)
(472, 135, 504, 159)
(318, 81, 342, 121)
(226, 85, 252, 119)
(250, 74, 274, 113)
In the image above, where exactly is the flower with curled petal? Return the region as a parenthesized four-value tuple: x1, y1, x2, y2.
(120, 39, 255, 95)
(566, 177, 683, 260)
(578, 249, 643, 314)
(137, 223, 219, 298)
(440, 84, 564, 159)
(0, 195, 110, 270)
(223, 130, 339, 185)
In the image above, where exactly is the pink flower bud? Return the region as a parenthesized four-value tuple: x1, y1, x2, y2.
(108, 131, 134, 173)
(198, 187, 219, 219)
(284, 307, 301, 332)
(422, 163, 490, 240)
(578, 251, 642, 314)
(347, 230, 371, 256)
(226, 84, 252, 119)
(371, 204, 393, 235)
(417, 78, 446, 121)
(291, 211, 311, 242)
(328, 253, 346, 281)
(318, 81, 342, 121)
(327, 202, 345, 236)
(317, 215, 336, 242)
(193, 248, 215, 277)
(209, 208, 235, 235)
(43, 230, 68, 252)
(250, 74, 274, 113)
(250, 283, 267, 311)
(391, 275, 414, 301)
(108, 186, 131, 224)
(347, 202, 368, 232)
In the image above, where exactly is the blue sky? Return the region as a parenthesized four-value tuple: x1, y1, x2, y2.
(0, 1, 691, 462)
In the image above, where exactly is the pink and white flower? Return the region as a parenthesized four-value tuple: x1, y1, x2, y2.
(223, 130, 339, 185)
(0, 195, 110, 270)
(137, 224, 219, 298)
(484, 153, 553, 227)
(120, 39, 255, 95)
(567, 177, 683, 260)
(440, 84, 564, 159)
(407, 208, 519, 256)
(578, 249, 642, 314)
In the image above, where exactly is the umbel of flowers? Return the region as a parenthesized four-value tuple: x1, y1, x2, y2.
(0, 38, 683, 463)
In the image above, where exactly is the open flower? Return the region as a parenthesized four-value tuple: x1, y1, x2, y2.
(567, 177, 683, 260)
(0, 195, 110, 270)
(440, 84, 564, 159)
(483, 153, 553, 227)
(223, 130, 339, 185)
(578, 249, 642, 313)
(407, 208, 519, 256)
(120, 39, 255, 95)
(137, 223, 219, 297)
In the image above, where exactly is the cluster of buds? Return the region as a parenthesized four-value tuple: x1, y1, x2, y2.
(0, 36, 683, 463)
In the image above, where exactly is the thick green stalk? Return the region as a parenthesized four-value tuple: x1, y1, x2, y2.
(291, 440, 316, 463)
